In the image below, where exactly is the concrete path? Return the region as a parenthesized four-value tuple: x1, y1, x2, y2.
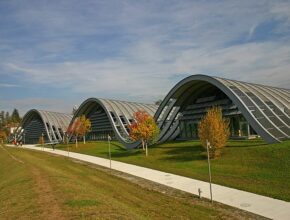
(7, 144, 290, 220)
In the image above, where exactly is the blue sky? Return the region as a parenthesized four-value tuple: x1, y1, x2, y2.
(1, 0, 290, 115)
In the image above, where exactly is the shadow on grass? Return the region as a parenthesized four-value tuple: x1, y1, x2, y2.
(111, 142, 127, 151)
(159, 145, 207, 162)
(112, 149, 142, 158)
(226, 142, 267, 148)
(94, 142, 140, 158)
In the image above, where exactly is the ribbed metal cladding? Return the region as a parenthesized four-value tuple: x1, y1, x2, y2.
(17, 75, 289, 148)
(154, 74, 290, 146)
(19, 109, 72, 144)
(70, 98, 159, 147)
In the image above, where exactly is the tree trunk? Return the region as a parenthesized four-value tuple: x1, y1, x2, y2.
(83, 135, 86, 144)
(141, 139, 145, 150)
(145, 141, 148, 156)
(75, 137, 78, 148)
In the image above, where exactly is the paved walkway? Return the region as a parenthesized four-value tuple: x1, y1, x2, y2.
(7, 144, 290, 220)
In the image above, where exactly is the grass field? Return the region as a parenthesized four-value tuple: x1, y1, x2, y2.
(0, 144, 262, 219)
(56, 139, 290, 201)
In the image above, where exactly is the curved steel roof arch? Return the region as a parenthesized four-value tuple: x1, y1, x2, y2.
(17, 75, 289, 147)
(70, 98, 159, 148)
(20, 109, 72, 143)
(154, 74, 290, 145)
(71, 75, 289, 149)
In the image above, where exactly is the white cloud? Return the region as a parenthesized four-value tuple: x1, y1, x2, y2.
(1, 98, 73, 116)
(0, 0, 290, 112)
(270, 1, 290, 24)
(0, 83, 21, 88)
(5, 39, 290, 98)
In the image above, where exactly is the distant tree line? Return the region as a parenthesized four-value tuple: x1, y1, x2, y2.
(0, 109, 22, 142)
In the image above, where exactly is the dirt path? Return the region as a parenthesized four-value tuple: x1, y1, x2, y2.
(29, 167, 65, 220)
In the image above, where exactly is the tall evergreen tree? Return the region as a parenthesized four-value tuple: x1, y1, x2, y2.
(5, 112, 10, 124)
(11, 108, 21, 123)
(0, 111, 4, 129)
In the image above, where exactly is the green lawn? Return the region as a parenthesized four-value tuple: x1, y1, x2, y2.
(0, 144, 259, 219)
(56, 139, 290, 201)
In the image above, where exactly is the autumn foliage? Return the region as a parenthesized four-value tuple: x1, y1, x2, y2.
(129, 110, 159, 156)
(38, 135, 44, 145)
(67, 115, 91, 147)
(78, 115, 91, 144)
(198, 106, 230, 159)
(67, 117, 80, 136)
(0, 130, 7, 144)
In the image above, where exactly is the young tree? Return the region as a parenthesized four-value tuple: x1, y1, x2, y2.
(0, 130, 7, 144)
(198, 106, 230, 159)
(66, 118, 79, 147)
(67, 117, 82, 148)
(129, 110, 160, 156)
(39, 135, 45, 145)
(78, 115, 91, 144)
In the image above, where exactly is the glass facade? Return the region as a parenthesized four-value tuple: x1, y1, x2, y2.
(179, 120, 199, 139)
(179, 114, 257, 140)
(88, 131, 116, 141)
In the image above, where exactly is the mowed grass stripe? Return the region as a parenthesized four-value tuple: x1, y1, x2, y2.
(57, 139, 290, 201)
(0, 145, 42, 219)
(1, 145, 263, 219)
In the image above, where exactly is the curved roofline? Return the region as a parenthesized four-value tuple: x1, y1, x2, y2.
(18, 74, 289, 147)
(20, 109, 72, 143)
(71, 75, 289, 148)
(70, 97, 158, 148)
(154, 74, 289, 144)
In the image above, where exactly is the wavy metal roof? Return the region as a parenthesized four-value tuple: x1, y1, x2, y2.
(71, 98, 159, 147)
(18, 75, 289, 147)
(154, 74, 290, 145)
(20, 109, 72, 143)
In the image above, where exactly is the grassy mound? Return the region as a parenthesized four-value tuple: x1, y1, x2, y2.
(1, 145, 260, 219)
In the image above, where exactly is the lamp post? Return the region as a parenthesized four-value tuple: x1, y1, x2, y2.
(42, 133, 44, 150)
(108, 134, 112, 169)
(206, 139, 213, 203)
(66, 133, 70, 157)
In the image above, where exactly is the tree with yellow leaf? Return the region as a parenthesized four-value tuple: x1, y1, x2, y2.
(0, 130, 7, 144)
(78, 115, 91, 144)
(38, 134, 44, 146)
(198, 106, 230, 159)
(67, 115, 91, 147)
(129, 110, 159, 156)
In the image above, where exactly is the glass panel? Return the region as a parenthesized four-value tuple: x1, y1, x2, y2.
(240, 121, 249, 136)
(230, 116, 240, 136)
(186, 122, 192, 138)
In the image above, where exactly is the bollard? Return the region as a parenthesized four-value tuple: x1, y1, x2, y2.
(198, 188, 202, 199)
